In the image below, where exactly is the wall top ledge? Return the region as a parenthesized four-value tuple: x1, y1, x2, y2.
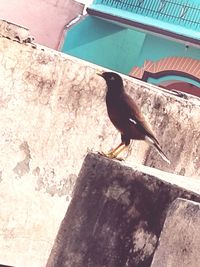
(0, 19, 34, 43)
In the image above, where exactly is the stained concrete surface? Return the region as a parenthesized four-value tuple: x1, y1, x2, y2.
(151, 198, 200, 267)
(0, 32, 200, 179)
(0, 25, 200, 266)
(46, 153, 200, 267)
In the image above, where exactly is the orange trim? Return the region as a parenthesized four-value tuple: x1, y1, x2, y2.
(129, 57, 200, 82)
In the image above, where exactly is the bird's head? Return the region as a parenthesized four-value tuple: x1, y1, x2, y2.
(97, 71, 124, 93)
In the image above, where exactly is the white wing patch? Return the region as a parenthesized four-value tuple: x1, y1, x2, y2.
(129, 118, 137, 125)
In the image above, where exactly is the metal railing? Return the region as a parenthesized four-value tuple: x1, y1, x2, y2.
(93, 0, 200, 30)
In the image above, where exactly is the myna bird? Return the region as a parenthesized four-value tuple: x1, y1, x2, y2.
(98, 71, 170, 164)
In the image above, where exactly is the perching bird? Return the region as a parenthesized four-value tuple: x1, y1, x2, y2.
(98, 71, 170, 163)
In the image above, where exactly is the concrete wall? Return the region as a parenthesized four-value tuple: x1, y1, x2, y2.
(46, 153, 200, 267)
(0, 27, 200, 266)
(151, 198, 200, 267)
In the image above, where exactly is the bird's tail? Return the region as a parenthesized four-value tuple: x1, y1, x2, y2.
(153, 142, 170, 164)
(145, 136, 170, 164)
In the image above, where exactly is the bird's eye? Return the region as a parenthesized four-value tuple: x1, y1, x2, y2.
(110, 76, 115, 81)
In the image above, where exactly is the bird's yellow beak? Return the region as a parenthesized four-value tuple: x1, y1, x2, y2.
(97, 71, 103, 77)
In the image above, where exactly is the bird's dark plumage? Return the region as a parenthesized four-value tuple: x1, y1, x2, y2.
(98, 71, 170, 163)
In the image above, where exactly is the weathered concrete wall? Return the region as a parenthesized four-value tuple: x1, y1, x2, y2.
(1, 34, 200, 178)
(46, 153, 200, 267)
(151, 198, 200, 267)
(0, 31, 200, 266)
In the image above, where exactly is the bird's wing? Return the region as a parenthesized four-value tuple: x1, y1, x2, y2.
(122, 93, 170, 164)
(122, 93, 159, 144)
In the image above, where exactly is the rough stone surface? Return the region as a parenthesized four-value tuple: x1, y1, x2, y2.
(46, 153, 200, 267)
(151, 198, 200, 267)
(0, 31, 200, 266)
(0, 19, 34, 43)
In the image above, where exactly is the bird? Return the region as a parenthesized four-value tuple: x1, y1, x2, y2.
(97, 71, 170, 164)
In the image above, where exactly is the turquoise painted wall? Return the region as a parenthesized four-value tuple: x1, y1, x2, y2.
(136, 34, 200, 86)
(138, 34, 200, 68)
(62, 16, 200, 80)
(62, 17, 146, 74)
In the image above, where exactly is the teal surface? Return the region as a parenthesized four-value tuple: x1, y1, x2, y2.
(62, 17, 146, 74)
(62, 16, 200, 74)
(61, 1, 200, 89)
(137, 34, 200, 68)
(138, 34, 200, 86)
(91, 0, 200, 40)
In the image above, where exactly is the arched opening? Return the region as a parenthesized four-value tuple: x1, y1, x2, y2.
(129, 57, 200, 97)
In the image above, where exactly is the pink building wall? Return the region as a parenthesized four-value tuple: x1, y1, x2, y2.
(0, 0, 84, 49)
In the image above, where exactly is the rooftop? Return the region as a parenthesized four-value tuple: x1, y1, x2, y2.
(88, 0, 200, 45)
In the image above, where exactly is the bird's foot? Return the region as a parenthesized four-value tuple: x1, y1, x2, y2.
(98, 151, 124, 161)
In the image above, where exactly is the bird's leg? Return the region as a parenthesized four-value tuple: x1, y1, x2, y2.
(109, 142, 124, 156)
(103, 142, 127, 160)
(112, 143, 128, 158)
(99, 143, 123, 159)
(99, 142, 129, 160)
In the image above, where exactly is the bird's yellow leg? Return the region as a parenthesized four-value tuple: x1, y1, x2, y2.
(112, 143, 128, 158)
(109, 142, 124, 156)
(99, 143, 123, 158)
(100, 142, 127, 160)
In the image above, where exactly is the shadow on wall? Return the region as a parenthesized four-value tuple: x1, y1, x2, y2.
(0, 264, 15, 267)
(62, 16, 146, 74)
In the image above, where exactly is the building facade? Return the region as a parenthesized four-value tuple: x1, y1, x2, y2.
(62, 0, 200, 96)
(0, 0, 84, 49)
